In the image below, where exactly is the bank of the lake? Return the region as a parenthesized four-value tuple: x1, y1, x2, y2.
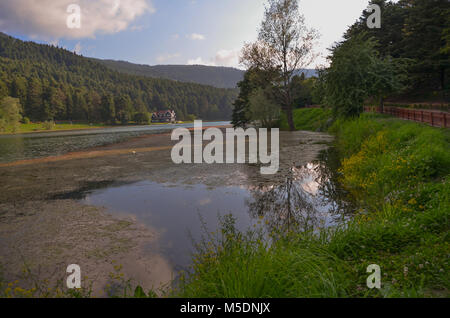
(0, 122, 108, 135)
(0, 121, 202, 136)
(175, 110, 449, 298)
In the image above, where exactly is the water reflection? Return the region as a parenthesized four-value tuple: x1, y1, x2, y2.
(62, 148, 355, 271)
(247, 155, 352, 233)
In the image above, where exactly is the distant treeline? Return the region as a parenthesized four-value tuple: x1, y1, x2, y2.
(95, 60, 246, 89)
(0, 33, 238, 123)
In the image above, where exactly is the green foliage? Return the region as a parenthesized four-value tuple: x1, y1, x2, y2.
(328, 114, 385, 157)
(248, 88, 280, 128)
(279, 108, 332, 131)
(344, 0, 450, 99)
(291, 75, 316, 108)
(177, 215, 352, 298)
(232, 67, 279, 128)
(96, 60, 244, 89)
(0, 33, 238, 123)
(0, 96, 22, 133)
(133, 112, 151, 125)
(321, 37, 404, 117)
(185, 114, 196, 122)
(42, 120, 55, 130)
(331, 115, 450, 207)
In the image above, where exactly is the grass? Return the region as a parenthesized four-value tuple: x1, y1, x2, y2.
(0, 122, 109, 135)
(175, 111, 450, 298)
(0, 120, 196, 135)
(279, 108, 332, 131)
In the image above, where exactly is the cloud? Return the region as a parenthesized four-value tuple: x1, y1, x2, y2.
(156, 53, 181, 63)
(0, 0, 154, 40)
(187, 57, 214, 66)
(187, 33, 205, 41)
(214, 49, 240, 67)
(74, 42, 82, 54)
(187, 49, 241, 68)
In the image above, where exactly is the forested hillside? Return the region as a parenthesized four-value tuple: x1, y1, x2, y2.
(96, 59, 318, 89)
(0, 32, 238, 123)
(95, 60, 245, 89)
(342, 0, 449, 101)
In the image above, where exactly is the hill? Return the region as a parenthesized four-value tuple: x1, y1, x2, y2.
(0, 32, 238, 123)
(95, 58, 317, 89)
(95, 60, 245, 89)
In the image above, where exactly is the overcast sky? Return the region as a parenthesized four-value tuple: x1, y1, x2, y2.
(0, 0, 379, 69)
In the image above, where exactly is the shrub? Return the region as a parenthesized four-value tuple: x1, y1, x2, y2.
(42, 120, 55, 130)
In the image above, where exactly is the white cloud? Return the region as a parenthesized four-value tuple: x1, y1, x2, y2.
(187, 48, 241, 68)
(214, 49, 240, 67)
(156, 53, 181, 63)
(187, 33, 205, 41)
(74, 42, 82, 54)
(187, 57, 214, 66)
(0, 0, 154, 40)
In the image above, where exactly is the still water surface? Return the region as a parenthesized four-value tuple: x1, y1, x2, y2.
(0, 122, 230, 163)
(80, 150, 354, 272)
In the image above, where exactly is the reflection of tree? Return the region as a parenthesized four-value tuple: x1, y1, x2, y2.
(246, 150, 354, 234)
(315, 149, 355, 214)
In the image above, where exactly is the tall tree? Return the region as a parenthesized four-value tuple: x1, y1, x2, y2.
(26, 77, 43, 120)
(241, 0, 319, 130)
(0, 97, 22, 133)
(101, 93, 116, 124)
(322, 37, 404, 117)
(232, 67, 278, 128)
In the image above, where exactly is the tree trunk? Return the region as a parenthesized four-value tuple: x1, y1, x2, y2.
(286, 107, 295, 131)
(379, 96, 384, 114)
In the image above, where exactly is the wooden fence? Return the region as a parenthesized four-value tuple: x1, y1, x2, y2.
(364, 106, 450, 128)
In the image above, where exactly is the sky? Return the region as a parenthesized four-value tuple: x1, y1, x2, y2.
(0, 0, 378, 69)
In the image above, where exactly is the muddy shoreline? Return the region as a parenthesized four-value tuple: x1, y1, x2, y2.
(0, 129, 334, 296)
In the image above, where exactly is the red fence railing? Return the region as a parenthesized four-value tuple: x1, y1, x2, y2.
(364, 106, 450, 128)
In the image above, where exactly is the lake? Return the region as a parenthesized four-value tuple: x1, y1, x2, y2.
(0, 121, 230, 163)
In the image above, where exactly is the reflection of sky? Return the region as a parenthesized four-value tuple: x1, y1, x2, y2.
(83, 181, 255, 271)
(81, 158, 352, 271)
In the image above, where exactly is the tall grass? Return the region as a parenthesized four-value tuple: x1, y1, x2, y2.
(176, 215, 353, 298)
(279, 108, 332, 131)
(177, 111, 450, 298)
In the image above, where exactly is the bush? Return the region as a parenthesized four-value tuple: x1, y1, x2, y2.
(0, 97, 22, 133)
(133, 112, 150, 125)
(42, 120, 55, 130)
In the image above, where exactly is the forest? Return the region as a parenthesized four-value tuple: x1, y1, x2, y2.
(0, 32, 238, 124)
(95, 60, 245, 89)
(232, 0, 449, 129)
